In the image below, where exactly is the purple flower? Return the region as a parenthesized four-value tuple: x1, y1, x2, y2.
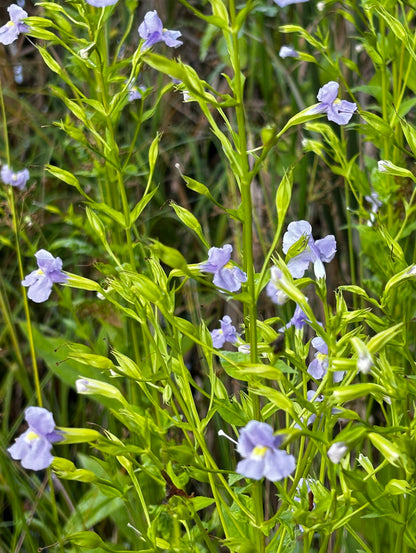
(266, 267, 289, 305)
(279, 46, 299, 58)
(21, 249, 67, 303)
(283, 220, 336, 279)
(280, 304, 310, 332)
(201, 244, 247, 293)
(128, 84, 146, 102)
(1, 164, 29, 190)
(365, 191, 382, 226)
(85, 0, 118, 6)
(0, 4, 29, 45)
(308, 337, 344, 382)
(138, 10, 182, 50)
(7, 407, 62, 470)
(236, 421, 296, 481)
(274, 0, 309, 6)
(307, 337, 328, 379)
(210, 315, 238, 348)
(310, 81, 357, 125)
(305, 389, 323, 426)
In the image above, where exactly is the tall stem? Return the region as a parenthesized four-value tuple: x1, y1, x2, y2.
(228, 4, 263, 551)
(0, 81, 42, 407)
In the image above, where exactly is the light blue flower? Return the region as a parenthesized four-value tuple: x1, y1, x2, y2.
(8, 407, 62, 470)
(266, 266, 289, 305)
(22, 249, 67, 303)
(310, 81, 357, 125)
(210, 315, 238, 348)
(85, 0, 119, 7)
(280, 304, 310, 332)
(279, 46, 299, 58)
(0, 4, 29, 45)
(274, 0, 309, 6)
(1, 164, 29, 190)
(283, 220, 336, 279)
(201, 244, 247, 293)
(308, 337, 344, 382)
(236, 421, 296, 481)
(128, 84, 146, 102)
(138, 11, 182, 50)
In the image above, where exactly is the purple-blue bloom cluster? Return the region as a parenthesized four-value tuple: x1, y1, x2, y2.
(236, 421, 295, 481)
(201, 244, 247, 293)
(0, 4, 29, 45)
(7, 407, 62, 470)
(283, 220, 336, 279)
(1, 164, 29, 190)
(22, 249, 67, 303)
(311, 81, 357, 125)
(210, 315, 238, 348)
(138, 11, 182, 50)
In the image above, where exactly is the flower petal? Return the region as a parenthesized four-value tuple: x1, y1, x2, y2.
(236, 457, 265, 480)
(282, 220, 312, 254)
(315, 235, 337, 262)
(25, 406, 56, 436)
(263, 449, 296, 481)
(317, 81, 339, 104)
(287, 250, 312, 279)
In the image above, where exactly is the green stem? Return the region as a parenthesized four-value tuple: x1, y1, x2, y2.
(0, 82, 42, 407)
(228, 3, 263, 551)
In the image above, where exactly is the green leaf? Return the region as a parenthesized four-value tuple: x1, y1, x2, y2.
(46, 164, 91, 199)
(151, 240, 190, 273)
(251, 385, 295, 416)
(330, 383, 388, 403)
(367, 323, 403, 354)
(368, 432, 401, 467)
(130, 187, 158, 224)
(215, 398, 248, 426)
(169, 201, 210, 247)
(360, 111, 393, 137)
(275, 166, 293, 236)
(190, 496, 216, 511)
